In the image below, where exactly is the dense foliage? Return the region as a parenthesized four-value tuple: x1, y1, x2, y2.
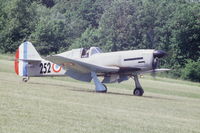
(0, 0, 200, 82)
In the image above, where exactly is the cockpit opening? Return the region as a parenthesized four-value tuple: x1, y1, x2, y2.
(81, 47, 103, 58)
(81, 48, 89, 58)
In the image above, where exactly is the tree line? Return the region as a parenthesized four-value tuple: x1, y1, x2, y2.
(0, 0, 199, 82)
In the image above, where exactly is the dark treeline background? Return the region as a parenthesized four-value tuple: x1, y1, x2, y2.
(0, 0, 200, 82)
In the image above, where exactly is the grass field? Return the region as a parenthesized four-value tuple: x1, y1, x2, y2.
(0, 55, 200, 133)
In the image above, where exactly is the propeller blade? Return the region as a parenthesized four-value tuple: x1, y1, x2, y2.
(152, 57, 159, 70)
(151, 50, 167, 78)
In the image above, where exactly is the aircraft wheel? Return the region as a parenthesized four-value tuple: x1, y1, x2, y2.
(133, 88, 144, 96)
(22, 77, 29, 82)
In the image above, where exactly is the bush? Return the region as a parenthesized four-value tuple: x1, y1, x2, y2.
(182, 60, 200, 82)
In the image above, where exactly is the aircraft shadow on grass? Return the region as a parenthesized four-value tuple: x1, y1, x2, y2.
(28, 81, 174, 101)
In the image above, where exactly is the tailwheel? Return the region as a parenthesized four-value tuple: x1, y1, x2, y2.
(22, 77, 29, 82)
(133, 88, 144, 96)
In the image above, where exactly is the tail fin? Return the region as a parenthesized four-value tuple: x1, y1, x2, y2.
(18, 41, 42, 61)
(15, 41, 42, 76)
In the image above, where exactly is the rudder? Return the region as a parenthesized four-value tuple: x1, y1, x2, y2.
(14, 41, 42, 76)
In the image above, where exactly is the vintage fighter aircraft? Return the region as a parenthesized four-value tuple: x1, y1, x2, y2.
(15, 41, 170, 96)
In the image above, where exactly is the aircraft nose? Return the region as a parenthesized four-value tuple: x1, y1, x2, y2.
(153, 50, 167, 58)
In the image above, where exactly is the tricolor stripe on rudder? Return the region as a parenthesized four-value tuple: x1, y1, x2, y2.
(15, 41, 42, 77)
(14, 48, 19, 75)
(22, 41, 28, 76)
(15, 42, 28, 76)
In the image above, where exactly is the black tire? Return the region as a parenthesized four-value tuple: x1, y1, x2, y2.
(133, 88, 144, 96)
(22, 77, 29, 82)
(22, 78, 28, 82)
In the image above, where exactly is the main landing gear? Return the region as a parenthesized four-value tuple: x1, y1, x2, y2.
(91, 72, 107, 93)
(22, 77, 30, 82)
(91, 72, 143, 96)
(132, 75, 144, 96)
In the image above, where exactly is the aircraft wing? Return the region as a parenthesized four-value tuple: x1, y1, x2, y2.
(45, 55, 119, 73)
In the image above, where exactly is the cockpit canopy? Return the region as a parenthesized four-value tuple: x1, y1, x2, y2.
(81, 47, 103, 58)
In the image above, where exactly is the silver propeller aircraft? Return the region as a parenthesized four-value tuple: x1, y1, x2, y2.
(15, 41, 170, 96)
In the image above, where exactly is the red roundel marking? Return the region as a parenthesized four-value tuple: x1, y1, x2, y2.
(52, 64, 62, 73)
(14, 48, 19, 75)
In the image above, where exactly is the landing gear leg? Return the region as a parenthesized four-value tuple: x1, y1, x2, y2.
(22, 77, 29, 82)
(132, 75, 144, 96)
(91, 72, 107, 93)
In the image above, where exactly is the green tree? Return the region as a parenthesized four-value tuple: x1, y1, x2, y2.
(98, 0, 141, 51)
(0, 0, 38, 53)
(70, 27, 100, 49)
(30, 17, 72, 55)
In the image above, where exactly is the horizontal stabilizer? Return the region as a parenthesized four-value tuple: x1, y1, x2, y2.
(17, 59, 41, 62)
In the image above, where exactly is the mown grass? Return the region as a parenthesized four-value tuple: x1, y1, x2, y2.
(0, 56, 200, 133)
(0, 54, 14, 61)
